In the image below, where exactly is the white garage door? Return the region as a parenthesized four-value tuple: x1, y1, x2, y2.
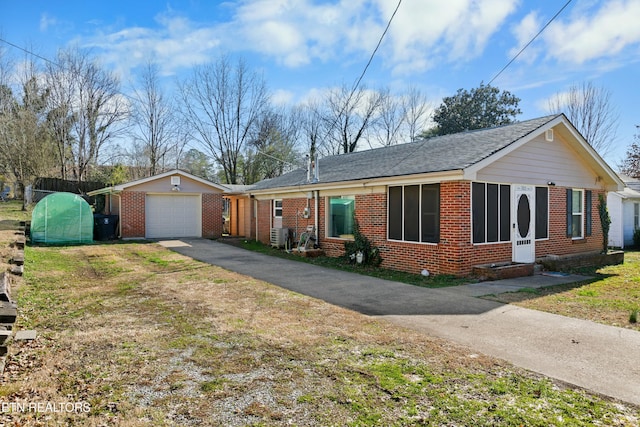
(146, 194, 201, 238)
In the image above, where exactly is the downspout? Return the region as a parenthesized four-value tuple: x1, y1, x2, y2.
(314, 190, 319, 242)
(116, 194, 122, 238)
(254, 198, 258, 241)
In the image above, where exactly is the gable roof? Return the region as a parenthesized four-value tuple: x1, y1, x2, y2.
(251, 114, 582, 192)
(88, 169, 228, 196)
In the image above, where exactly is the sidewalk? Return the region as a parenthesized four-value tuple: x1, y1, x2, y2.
(161, 238, 640, 406)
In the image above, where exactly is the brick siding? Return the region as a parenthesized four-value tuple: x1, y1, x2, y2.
(202, 193, 224, 238)
(120, 191, 224, 239)
(120, 191, 146, 238)
(257, 182, 606, 277)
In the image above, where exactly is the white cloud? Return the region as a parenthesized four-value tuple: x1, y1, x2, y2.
(82, 14, 223, 79)
(39, 13, 57, 32)
(508, 10, 542, 64)
(544, 0, 640, 64)
(231, 0, 370, 67)
(271, 88, 295, 105)
(378, 0, 519, 75)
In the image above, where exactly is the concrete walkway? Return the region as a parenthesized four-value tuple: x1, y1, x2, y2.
(160, 238, 640, 406)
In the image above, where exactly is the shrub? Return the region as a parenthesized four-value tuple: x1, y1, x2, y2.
(344, 215, 382, 267)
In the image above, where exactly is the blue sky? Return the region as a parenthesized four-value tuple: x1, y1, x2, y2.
(1, 0, 639, 168)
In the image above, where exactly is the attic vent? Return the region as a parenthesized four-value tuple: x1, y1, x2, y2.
(545, 129, 554, 142)
(171, 176, 181, 185)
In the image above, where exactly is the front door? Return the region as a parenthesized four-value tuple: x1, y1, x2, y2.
(512, 185, 535, 263)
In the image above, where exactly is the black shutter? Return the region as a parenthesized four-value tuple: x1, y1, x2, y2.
(566, 189, 573, 237)
(585, 190, 592, 236)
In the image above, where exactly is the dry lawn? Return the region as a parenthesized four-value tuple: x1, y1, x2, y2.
(0, 202, 636, 426)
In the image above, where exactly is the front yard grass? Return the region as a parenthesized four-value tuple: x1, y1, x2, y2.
(487, 251, 640, 331)
(0, 240, 637, 425)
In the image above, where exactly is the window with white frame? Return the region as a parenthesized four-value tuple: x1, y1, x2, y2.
(328, 196, 355, 238)
(566, 189, 593, 239)
(273, 199, 283, 217)
(571, 189, 583, 238)
(472, 182, 510, 244)
(388, 184, 440, 243)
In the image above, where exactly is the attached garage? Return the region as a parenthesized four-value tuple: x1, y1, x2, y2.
(146, 194, 202, 238)
(88, 170, 227, 240)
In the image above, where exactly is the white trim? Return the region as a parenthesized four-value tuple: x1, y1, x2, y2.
(571, 188, 585, 239)
(545, 129, 554, 142)
(116, 169, 227, 192)
(273, 199, 283, 217)
(326, 195, 355, 239)
(249, 170, 464, 199)
(386, 183, 440, 244)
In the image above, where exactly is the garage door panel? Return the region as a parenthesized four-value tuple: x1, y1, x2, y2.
(146, 194, 201, 238)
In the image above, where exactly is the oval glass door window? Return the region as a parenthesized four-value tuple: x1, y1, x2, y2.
(517, 194, 530, 238)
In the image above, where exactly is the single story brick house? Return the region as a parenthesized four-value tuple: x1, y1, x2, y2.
(89, 169, 227, 239)
(246, 114, 623, 276)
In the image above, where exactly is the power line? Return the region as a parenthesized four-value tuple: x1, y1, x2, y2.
(488, 0, 573, 85)
(319, 0, 402, 154)
(350, 0, 402, 95)
(0, 37, 62, 68)
(0, 37, 142, 105)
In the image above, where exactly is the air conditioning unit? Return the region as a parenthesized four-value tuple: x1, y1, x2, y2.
(270, 227, 289, 248)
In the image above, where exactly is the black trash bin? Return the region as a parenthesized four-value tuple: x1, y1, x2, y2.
(93, 214, 119, 240)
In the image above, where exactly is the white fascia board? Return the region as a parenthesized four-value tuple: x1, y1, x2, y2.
(557, 119, 624, 191)
(249, 170, 465, 200)
(87, 186, 120, 196)
(115, 169, 228, 192)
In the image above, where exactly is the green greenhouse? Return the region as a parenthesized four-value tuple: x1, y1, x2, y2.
(31, 192, 93, 244)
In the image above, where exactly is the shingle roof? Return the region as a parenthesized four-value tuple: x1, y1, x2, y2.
(251, 115, 561, 191)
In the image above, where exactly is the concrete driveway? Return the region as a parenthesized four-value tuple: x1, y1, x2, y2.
(161, 238, 640, 406)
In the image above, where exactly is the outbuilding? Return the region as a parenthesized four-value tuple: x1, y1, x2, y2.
(89, 170, 227, 239)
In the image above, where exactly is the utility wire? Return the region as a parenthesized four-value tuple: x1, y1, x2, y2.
(350, 0, 402, 95)
(488, 0, 573, 85)
(319, 0, 402, 154)
(0, 37, 62, 68)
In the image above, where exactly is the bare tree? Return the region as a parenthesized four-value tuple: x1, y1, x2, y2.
(0, 58, 56, 209)
(548, 81, 619, 157)
(371, 87, 403, 147)
(242, 107, 301, 184)
(45, 47, 129, 182)
(299, 101, 323, 160)
(130, 61, 178, 176)
(619, 127, 640, 178)
(320, 84, 383, 155)
(402, 85, 432, 142)
(177, 56, 269, 184)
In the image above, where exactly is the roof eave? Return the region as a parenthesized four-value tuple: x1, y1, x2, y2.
(249, 170, 465, 198)
(87, 187, 121, 196)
